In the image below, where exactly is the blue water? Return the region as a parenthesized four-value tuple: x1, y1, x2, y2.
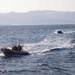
(0, 25, 75, 75)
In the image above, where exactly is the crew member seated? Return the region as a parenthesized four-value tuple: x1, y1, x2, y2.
(12, 44, 23, 51)
(12, 45, 18, 51)
(17, 44, 23, 51)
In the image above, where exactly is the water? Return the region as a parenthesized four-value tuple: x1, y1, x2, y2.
(0, 24, 75, 75)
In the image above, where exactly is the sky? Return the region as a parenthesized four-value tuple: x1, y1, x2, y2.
(0, 0, 75, 13)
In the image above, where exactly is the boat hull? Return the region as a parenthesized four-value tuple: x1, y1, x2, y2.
(1, 48, 29, 56)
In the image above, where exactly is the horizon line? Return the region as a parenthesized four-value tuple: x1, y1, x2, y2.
(0, 24, 75, 26)
(0, 10, 75, 13)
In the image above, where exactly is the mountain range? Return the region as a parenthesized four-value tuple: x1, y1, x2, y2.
(0, 10, 75, 25)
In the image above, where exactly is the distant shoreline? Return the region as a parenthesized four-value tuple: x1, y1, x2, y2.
(0, 10, 75, 25)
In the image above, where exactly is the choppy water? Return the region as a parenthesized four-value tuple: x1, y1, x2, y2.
(0, 25, 75, 75)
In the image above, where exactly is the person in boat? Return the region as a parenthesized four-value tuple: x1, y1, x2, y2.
(12, 44, 23, 51)
(17, 44, 23, 51)
(12, 45, 18, 51)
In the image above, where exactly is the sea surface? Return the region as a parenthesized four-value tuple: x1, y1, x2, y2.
(0, 24, 75, 75)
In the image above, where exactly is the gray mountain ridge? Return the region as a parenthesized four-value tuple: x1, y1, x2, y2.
(0, 10, 75, 25)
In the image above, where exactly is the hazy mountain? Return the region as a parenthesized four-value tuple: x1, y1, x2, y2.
(0, 10, 75, 25)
